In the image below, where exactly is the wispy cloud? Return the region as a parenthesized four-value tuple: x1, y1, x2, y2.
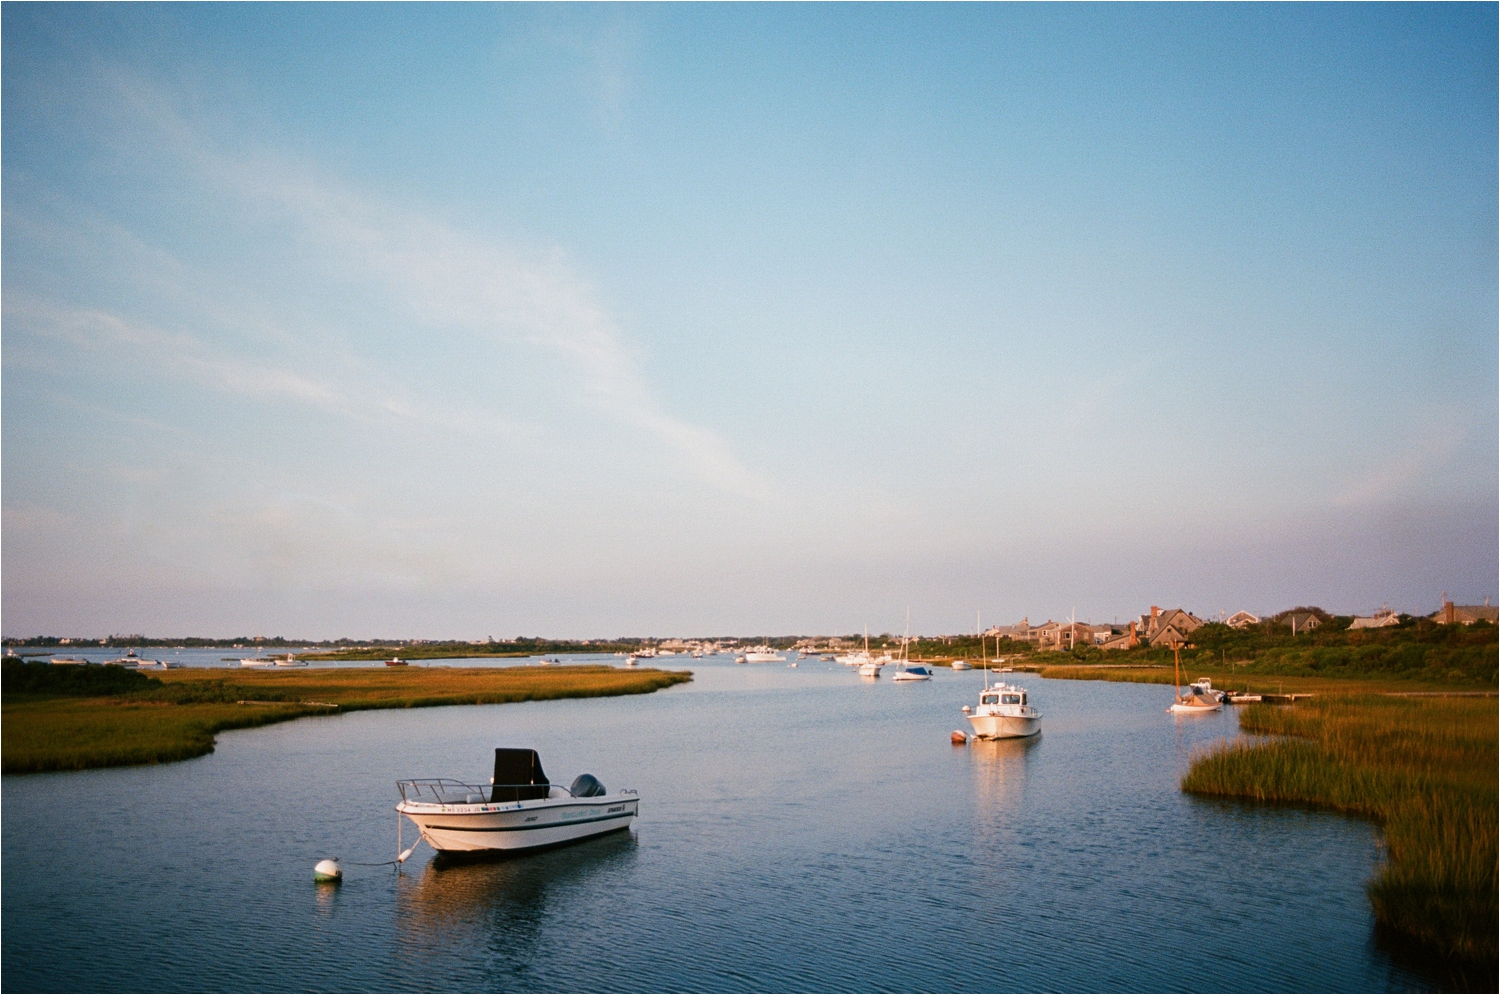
(93, 69, 778, 502)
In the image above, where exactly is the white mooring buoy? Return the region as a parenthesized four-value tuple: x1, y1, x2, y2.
(314, 858, 343, 883)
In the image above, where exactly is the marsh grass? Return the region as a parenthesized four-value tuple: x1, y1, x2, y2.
(1182, 695, 1497, 967)
(3, 665, 690, 774)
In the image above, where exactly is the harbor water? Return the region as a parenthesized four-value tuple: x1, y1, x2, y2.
(2, 657, 1436, 992)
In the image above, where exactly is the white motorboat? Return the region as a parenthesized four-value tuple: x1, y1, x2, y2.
(743, 646, 784, 663)
(396, 748, 639, 855)
(1190, 678, 1225, 702)
(239, 656, 277, 669)
(950, 660, 973, 671)
(892, 664, 932, 682)
(962, 673, 1042, 739)
(275, 655, 307, 667)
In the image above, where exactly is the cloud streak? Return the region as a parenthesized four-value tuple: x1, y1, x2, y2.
(103, 70, 779, 502)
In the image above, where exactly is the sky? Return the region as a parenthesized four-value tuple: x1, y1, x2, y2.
(3, 3, 1496, 639)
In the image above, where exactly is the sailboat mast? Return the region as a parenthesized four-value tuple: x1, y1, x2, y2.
(1173, 643, 1182, 703)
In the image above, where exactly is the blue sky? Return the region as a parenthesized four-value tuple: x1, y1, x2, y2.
(4, 4, 1495, 638)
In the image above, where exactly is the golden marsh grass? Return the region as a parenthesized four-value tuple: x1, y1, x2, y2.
(3, 665, 691, 774)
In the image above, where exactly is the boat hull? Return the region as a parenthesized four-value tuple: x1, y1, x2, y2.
(966, 713, 1041, 739)
(1169, 701, 1223, 714)
(397, 794, 639, 854)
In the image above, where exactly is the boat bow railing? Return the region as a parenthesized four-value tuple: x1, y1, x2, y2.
(396, 779, 641, 805)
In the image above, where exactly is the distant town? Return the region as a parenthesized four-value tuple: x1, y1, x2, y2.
(5, 597, 1494, 653)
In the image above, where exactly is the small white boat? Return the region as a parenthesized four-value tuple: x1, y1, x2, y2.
(734, 655, 748, 664)
(950, 660, 973, 671)
(892, 665, 932, 682)
(962, 676, 1042, 739)
(1167, 646, 1222, 714)
(275, 655, 307, 667)
(396, 748, 638, 855)
(858, 661, 882, 678)
(743, 646, 784, 663)
(49, 657, 89, 665)
(1190, 678, 1225, 703)
(239, 657, 277, 669)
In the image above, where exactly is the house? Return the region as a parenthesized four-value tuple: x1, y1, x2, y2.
(1099, 621, 1139, 651)
(1225, 611, 1260, 629)
(1431, 600, 1498, 625)
(988, 620, 1036, 644)
(1349, 611, 1400, 630)
(1139, 606, 1204, 647)
(1281, 612, 1321, 633)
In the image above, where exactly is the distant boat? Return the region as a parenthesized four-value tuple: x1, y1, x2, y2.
(240, 656, 277, 669)
(743, 647, 784, 663)
(889, 612, 927, 680)
(49, 657, 89, 665)
(1168, 645, 1221, 714)
(386, 657, 408, 667)
(951, 660, 973, 671)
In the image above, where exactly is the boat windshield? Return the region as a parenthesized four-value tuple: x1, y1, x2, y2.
(1001, 694, 1021, 705)
(981, 694, 999, 705)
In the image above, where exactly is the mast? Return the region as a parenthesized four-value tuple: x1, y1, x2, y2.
(1173, 642, 1182, 704)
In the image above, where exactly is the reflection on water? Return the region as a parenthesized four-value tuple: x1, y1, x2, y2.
(397, 831, 638, 977)
(967, 734, 1041, 812)
(3, 664, 1442, 992)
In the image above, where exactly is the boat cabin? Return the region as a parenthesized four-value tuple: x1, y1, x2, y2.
(980, 690, 1027, 707)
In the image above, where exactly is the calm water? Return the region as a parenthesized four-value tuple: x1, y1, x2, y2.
(3, 658, 1434, 992)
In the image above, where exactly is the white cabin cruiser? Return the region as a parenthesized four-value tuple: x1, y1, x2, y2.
(742, 646, 784, 663)
(962, 678, 1042, 739)
(396, 749, 638, 855)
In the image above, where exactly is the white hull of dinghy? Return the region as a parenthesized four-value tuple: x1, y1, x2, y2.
(966, 713, 1042, 739)
(397, 794, 639, 853)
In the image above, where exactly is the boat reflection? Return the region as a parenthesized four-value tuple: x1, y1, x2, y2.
(968, 733, 1041, 811)
(394, 829, 637, 966)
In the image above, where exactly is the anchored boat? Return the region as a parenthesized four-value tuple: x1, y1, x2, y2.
(962, 671, 1042, 739)
(1168, 645, 1222, 714)
(396, 748, 638, 855)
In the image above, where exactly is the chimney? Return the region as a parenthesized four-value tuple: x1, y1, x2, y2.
(1445, 600, 1455, 625)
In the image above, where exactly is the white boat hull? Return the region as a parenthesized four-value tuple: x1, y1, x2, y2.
(966, 713, 1041, 739)
(397, 794, 639, 854)
(743, 653, 783, 663)
(1169, 701, 1223, 714)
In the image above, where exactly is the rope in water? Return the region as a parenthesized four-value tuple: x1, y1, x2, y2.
(335, 813, 424, 866)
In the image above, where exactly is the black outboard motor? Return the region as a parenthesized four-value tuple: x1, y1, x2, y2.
(570, 773, 606, 797)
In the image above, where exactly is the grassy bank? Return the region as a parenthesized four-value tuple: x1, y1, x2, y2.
(2, 664, 691, 774)
(1183, 695, 1497, 972)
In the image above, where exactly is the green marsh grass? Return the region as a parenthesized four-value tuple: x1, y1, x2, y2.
(3, 665, 691, 774)
(1183, 695, 1497, 967)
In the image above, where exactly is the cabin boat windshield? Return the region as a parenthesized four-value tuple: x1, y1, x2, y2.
(1001, 693, 1022, 705)
(981, 694, 999, 705)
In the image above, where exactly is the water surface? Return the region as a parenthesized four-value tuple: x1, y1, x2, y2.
(3, 659, 1432, 991)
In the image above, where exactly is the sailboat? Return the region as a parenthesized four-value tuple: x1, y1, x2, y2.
(891, 610, 931, 681)
(857, 626, 883, 678)
(1167, 642, 1222, 713)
